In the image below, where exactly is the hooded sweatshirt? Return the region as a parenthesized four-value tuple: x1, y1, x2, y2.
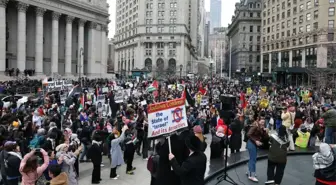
(50, 172, 68, 185)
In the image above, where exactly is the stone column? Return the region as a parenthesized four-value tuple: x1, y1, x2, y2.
(260, 54, 263, 73)
(17, 2, 29, 71)
(35, 7, 46, 75)
(65, 16, 74, 76)
(289, 50, 293, 67)
(0, 0, 8, 73)
(78, 19, 85, 75)
(87, 22, 96, 76)
(51, 12, 61, 74)
(301, 49, 306, 68)
(278, 52, 281, 67)
(101, 25, 107, 74)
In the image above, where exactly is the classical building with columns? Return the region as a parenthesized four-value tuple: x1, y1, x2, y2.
(260, 0, 336, 85)
(114, 0, 205, 78)
(1, 0, 109, 77)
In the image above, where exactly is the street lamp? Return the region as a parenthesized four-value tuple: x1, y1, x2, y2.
(179, 64, 183, 79)
(78, 47, 84, 87)
(210, 58, 214, 96)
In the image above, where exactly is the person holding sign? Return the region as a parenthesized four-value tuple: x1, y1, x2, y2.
(168, 135, 207, 185)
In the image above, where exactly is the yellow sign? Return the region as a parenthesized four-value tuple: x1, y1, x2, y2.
(260, 99, 269, 108)
(247, 87, 252, 95)
(261, 86, 267, 93)
(303, 94, 309, 103)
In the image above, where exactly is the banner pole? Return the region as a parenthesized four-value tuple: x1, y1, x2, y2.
(167, 136, 172, 153)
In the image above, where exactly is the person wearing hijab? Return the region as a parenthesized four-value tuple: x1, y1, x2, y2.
(313, 143, 336, 185)
(265, 125, 289, 185)
(168, 135, 207, 185)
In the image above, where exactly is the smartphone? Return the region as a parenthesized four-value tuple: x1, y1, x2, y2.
(35, 148, 41, 152)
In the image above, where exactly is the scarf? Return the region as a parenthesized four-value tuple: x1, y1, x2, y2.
(47, 138, 56, 150)
(8, 152, 23, 160)
(312, 143, 334, 170)
(92, 140, 102, 146)
(270, 133, 288, 148)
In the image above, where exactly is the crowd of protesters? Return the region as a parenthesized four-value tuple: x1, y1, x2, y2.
(0, 76, 334, 185)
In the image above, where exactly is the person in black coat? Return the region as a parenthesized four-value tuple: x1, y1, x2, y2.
(169, 134, 207, 185)
(229, 115, 244, 153)
(154, 130, 190, 185)
(87, 134, 102, 184)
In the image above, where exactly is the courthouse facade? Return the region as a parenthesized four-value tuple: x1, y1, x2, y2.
(0, 0, 109, 77)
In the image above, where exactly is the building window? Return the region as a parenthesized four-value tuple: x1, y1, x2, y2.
(156, 42, 164, 48)
(170, 18, 177, 24)
(299, 4, 304, 11)
(145, 43, 153, 49)
(158, 3, 165, 9)
(307, 1, 311, 9)
(306, 13, 311, 21)
(146, 27, 152, 33)
(169, 26, 176, 33)
(249, 45, 253, 51)
(157, 49, 164, 56)
(158, 27, 164, 33)
(146, 19, 152, 24)
(314, 10, 318, 19)
(169, 42, 176, 48)
(329, 20, 334, 28)
(158, 19, 164, 24)
(329, 7, 335, 16)
(158, 11, 164, 17)
(170, 2, 177, 8)
(306, 24, 311, 32)
(250, 26, 253, 32)
(170, 10, 177, 16)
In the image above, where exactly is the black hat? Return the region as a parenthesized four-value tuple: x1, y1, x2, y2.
(185, 135, 201, 152)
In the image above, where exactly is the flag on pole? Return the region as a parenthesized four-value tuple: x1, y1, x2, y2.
(42, 77, 48, 86)
(79, 94, 85, 110)
(152, 80, 159, 97)
(182, 87, 195, 107)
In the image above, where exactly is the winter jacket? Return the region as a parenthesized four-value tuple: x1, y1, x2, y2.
(20, 150, 49, 185)
(281, 111, 295, 128)
(322, 109, 336, 127)
(268, 133, 289, 164)
(50, 172, 68, 185)
(4, 151, 22, 179)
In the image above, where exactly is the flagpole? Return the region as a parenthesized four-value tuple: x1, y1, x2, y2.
(229, 38, 232, 80)
(220, 41, 223, 78)
(214, 41, 217, 76)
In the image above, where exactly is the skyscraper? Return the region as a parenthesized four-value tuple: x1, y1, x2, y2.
(210, 0, 222, 33)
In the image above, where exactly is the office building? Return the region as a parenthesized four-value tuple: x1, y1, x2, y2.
(227, 0, 262, 74)
(210, 0, 221, 33)
(114, 0, 205, 77)
(209, 27, 228, 74)
(260, 0, 336, 85)
(1, 0, 109, 77)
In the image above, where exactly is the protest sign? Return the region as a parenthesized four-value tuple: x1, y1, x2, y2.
(96, 95, 105, 112)
(246, 87, 252, 95)
(200, 96, 209, 106)
(147, 98, 188, 138)
(102, 87, 109, 93)
(60, 94, 67, 104)
(114, 90, 124, 103)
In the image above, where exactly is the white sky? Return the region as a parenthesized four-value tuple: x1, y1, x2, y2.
(107, 0, 239, 38)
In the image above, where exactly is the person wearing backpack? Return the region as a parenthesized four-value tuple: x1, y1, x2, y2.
(110, 125, 128, 179)
(1, 141, 22, 185)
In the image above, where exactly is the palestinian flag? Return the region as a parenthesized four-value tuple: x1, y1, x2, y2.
(79, 94, 85, 110)
(182, 87, 195, 107)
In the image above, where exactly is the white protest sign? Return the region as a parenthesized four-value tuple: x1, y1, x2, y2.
(96, 95, 105, 112)
(147, 98, 188, 138)
(102, 87, 109, 93)
(114, 90, 124, 103)
(60, 94, 67, 104)
(200, 96, 209, 106)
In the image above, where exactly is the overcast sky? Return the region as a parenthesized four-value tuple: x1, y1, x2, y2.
(107, 0, 239, 38)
